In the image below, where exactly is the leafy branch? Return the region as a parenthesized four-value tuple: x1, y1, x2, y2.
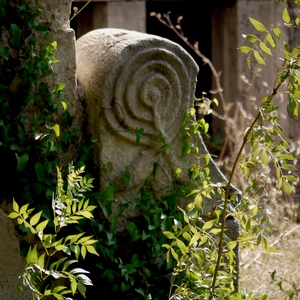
(9, 164, 99, 300)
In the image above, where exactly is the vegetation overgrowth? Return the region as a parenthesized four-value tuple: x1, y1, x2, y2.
(0, 0, 300, 299)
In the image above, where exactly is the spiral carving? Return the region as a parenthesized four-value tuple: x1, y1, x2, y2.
(76, 29, 199, 146)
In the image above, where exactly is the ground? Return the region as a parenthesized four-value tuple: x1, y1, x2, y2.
(240, 200, 300, 299)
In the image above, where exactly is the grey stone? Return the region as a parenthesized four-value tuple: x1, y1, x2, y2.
(0, 209, 31, 299)
(76, 28, 236, 226)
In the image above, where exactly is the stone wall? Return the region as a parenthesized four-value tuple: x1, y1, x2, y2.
(0, 0, 77, 298)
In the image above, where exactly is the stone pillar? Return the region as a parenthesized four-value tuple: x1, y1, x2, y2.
(0, 209, 31, 299)
(211, 0, 290, 140)
(72, 1, 146, 38)
(28, 0, 82, 164)
(0, 0, 78, 297)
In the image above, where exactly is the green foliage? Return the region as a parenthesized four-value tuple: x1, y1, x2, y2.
(9, 164, 98, 299)
(0, 0, 89, 208)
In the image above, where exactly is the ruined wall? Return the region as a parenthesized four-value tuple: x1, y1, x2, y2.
(0, 0, 77, 298)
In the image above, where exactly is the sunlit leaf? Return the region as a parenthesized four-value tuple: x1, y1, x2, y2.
(282, 7, 291, 24)
(36, 219, 49, 232)
(283, 180, 293, 195)
(238, 46, 252, 54)
(266, 33, 276, 48)
(244, 34, 258, 43)
(163, 231, 176, 239)
(273, 27, 281, 39)
(12, 198, 19, 212)
(52, 124, 60, 137)
(253, 50, 266, 65)
(260, 41, 272, 56)
(249, 17, 267, 32)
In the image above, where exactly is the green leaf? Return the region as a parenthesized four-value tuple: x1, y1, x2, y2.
(61, 101, 68, 111)
(20, 203, 30, 214)
(260, 41, 272, 56)
(249, 17, 267, 32)
(176, 238, 187, 253)
(261, 151, 269, 165)
(36, 219, 49, 232)
(130, 253, 144, 268)
(160, 143, 171, 149)
(135, 288, 145, 297)
(273, 27, 281, 40)
(52, 124, 60, 137)
(284, 175, 298, 183)
(283, 180, 293, 195)
(81, 245, 87, 259)
(282, 7, 291, 24)
(202, 219, 216, 230)
(152, 162, 159, 178)
(135, 128, 144, 146)
(15, 153, 29, 172)
(0, 46, 9, 60)
(70, 278, 77, 295)
(30, 211, 42, 226)
(244, 34, 258, 43)
(123, 167, 130, 187)
(238, 46, 252, 54)
(278, 153, 294, 160)
(121, 282, 130, 292)
(175, 167, 181, 179)
(163, 231, 176, 239)
(266, 33, 276, 48)
(170, 247, 178, 261)
(8, 212, 19, 219)
(86, 245, 99, 256)
(253, 50, 266, 65)
(9, 24, 21, 46)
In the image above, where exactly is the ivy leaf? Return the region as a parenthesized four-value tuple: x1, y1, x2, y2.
(0, 46, 9, 60)
(15, 153, 29, 172)
(152, 162, 159, 178)
(249, 17, 267, 32)
(135, 128, 144, 146)
(9, 24, 21, 47)
(123, 167, 131, 187)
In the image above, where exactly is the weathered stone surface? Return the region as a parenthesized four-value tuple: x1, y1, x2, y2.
(27, 0, 82, 164)
(0, 209, 31, 299)
(76, 28, 240, 288)
(76, 28, 231, 227)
